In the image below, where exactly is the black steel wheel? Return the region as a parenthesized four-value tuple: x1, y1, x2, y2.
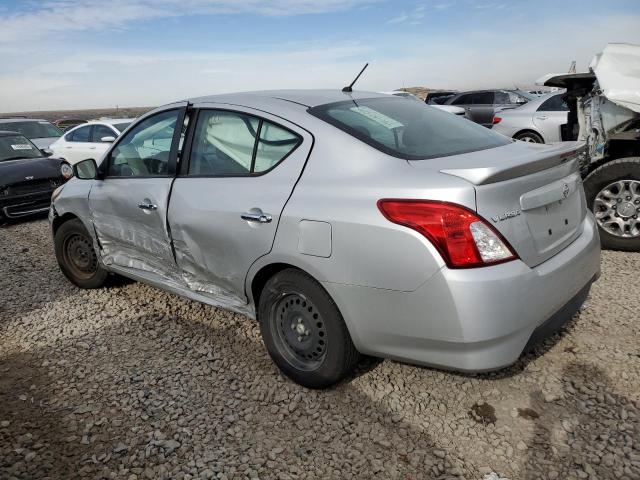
(54, 218, 108, 288)
(258, 268, 360, 388)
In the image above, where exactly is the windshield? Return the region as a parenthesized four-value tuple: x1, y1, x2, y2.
(113, 122, 131, 132)
(0, 135, 42, 162)
(0, 121, 62, 139)
(309, 97, 510, 160)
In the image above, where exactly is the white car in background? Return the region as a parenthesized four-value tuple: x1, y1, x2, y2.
(49, 119, 134, 164)
(491, 92, 568, 143)
(380, 91, 467, 117)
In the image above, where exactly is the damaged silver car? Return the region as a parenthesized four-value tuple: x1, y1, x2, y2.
(50, 90, 600, 388)
(539, 43, 640, 250)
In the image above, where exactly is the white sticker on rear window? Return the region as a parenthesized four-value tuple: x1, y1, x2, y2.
(349, 106, 404, 129)
(11, 144, 33, 150)
(38, 121, 50, 124)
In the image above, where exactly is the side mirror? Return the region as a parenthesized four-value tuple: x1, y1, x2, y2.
(73, 158, 98, 180)
(100, 136, 116, 143)
(40, 149, 53, 157)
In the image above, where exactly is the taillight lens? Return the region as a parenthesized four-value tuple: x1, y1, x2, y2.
(377, 199, 517, 268)
(492, 116, 502, 124)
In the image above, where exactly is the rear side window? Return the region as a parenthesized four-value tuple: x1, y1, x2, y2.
(309, 97, 510, 160)
(538, 95, 568, 112)
(188, 110, 301, 176)
(471, 92, 494, 104)
(451, 94, 473, 105)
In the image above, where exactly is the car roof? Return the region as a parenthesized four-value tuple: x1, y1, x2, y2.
(187, 89, 390, 109)
(86, 118, 135, 125)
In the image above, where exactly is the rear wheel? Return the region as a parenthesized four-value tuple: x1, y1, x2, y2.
(584, 157, 640, 251)
(54, 218, 109, 288)
(514, 131, 544, 143)
(257, 268, 360, 389)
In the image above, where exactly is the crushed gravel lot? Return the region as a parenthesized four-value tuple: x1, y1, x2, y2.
(1, 218, 639, 480)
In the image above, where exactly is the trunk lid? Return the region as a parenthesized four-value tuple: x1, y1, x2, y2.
(409, 141, 587, 267)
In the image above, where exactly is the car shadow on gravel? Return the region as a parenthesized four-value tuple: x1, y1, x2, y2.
(520, 361, 638, 480)
(0, 306, 479, 479)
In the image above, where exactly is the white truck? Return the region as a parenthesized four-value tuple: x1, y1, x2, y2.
(539, 43, 640, 251)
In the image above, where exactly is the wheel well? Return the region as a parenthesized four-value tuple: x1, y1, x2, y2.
(52, 212, 79, 235)
(513, 129, 543, 140)
(250, 262, 302, 307)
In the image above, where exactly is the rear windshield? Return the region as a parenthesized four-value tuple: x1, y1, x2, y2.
(308, 97, 510, 160)
(0, 121, 62, 139)
(0, 135, 42, 162)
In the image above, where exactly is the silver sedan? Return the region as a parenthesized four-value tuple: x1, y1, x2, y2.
(492, 92, 568, 143)
(49, 90, 600, 388)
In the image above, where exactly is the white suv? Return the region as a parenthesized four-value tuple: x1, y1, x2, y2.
(49, 119, 134, 165)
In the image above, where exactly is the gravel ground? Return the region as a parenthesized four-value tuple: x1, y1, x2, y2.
(1, 218, 639, 480)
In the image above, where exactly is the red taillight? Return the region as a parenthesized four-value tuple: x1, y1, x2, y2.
(492, 116, 502, 124)
(377, 199, 517, 268)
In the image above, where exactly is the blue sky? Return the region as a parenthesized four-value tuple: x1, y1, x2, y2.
(1, 0, 639, 111)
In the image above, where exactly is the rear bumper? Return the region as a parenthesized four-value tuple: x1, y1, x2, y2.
(0, 190, 54, 219)
(323, 213, 601, 371)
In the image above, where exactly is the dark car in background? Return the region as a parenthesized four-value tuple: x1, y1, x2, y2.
(443, 89, 536, 127)
(0, 118, 63, 150)
(425, 90, 458, 105)
(53, 118, 88, 131)
(0, 131, 72, 223)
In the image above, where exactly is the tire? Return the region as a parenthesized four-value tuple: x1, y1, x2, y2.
(54, 218, 109, 288)
(257, 268, 360, 389)
(514, 131, 544, 143)
(584, 157, 640, 251)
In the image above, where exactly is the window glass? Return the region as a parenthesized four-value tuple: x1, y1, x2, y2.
(472, 92, 494, 104)
(508, 92, 528, 104)
(71, 125, 91, 142)
(107, 110, 178, 177)
(189, 111, 258, 175)
(309, 97, 509, 160)
(0, 135, 41, 161)
(493, 91, 510, 104)
(0, 121, 62, 139)
(254, 122, 301, 172)
(92, 125, 115, 142)
(538, 94, 568, 112)
(113, 122, 131, 132)
(451, 94, 473, 105)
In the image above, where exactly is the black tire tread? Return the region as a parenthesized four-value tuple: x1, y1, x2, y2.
(258, 268, 360, 389)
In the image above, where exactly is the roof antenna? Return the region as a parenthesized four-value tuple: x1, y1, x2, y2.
(342, 63, 369, 93)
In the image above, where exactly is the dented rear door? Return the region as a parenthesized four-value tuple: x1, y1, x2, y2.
(167, 104, 313, 311)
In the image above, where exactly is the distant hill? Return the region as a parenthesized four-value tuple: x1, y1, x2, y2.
(0, 106, 154, 122)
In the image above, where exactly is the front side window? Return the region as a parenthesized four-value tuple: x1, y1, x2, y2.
(309, 97, 510, 160)
(2, 121, 62, 139)
(113, 122, 131, 132)
(451, 94, 473, 105)
(0, 135, 41, 161)
(107, 110, 179, 177)
(92, 125, 116, 142)
(188, 110, 300, 176)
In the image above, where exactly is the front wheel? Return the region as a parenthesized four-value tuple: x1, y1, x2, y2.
(258, 269, 360, 389)
(54, 218, 109, 288)
(584, 157, 640, 251)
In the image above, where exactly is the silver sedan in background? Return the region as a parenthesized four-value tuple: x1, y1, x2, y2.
(492, 92, 569, 143)
(50, 90, 600, 388)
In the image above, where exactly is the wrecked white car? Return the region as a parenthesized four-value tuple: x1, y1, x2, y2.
(539, 43, 640, 251)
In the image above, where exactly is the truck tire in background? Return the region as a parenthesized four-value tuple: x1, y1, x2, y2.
(584, 157, 640, 251)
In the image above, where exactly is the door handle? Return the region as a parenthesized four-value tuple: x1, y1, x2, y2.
(89, 146, 96, 150)
(241, 211, 272, 223)
(536, 115, 548, 120)
(138, 202, 157, 211)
